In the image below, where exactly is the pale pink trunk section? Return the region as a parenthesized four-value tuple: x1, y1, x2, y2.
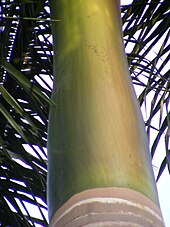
(50, 187, 164, 227)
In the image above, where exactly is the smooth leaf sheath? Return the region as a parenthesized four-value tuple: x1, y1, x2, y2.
(48, 0, 159, 221)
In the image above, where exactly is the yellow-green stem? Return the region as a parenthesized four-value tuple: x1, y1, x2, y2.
(48, 0, 160, 222)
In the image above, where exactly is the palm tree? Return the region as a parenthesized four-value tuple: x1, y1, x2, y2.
(47, 0, 168, 226)
(0, 0, 169, 226)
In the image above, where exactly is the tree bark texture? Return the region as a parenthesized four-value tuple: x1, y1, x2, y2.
(48, 0, 164, 226)
(50, 188, 164, 227)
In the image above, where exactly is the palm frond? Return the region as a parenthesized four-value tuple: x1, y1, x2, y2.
(0, 0, 51, 225)
(122, 0, 170, 181)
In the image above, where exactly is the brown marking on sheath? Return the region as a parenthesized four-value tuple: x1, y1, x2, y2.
(50, 187, 165, 227)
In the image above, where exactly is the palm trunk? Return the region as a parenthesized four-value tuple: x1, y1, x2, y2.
(48, 0, 164, 226)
